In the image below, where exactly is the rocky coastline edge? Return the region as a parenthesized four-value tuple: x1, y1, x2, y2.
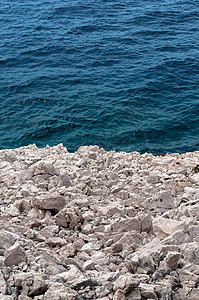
(0, 143, 199, 299)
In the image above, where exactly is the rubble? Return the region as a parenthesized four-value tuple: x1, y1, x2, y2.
(0, 144, 199, 299)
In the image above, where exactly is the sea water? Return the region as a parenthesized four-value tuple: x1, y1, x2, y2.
(0, 0, 199, 153)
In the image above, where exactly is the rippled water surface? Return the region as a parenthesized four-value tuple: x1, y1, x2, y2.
(0, 0, 199, 153)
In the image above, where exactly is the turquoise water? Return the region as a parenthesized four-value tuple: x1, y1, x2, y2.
(0, 0, 199, 153)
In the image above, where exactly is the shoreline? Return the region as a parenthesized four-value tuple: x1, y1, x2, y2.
(1, 142, 198, 155)
(0, 144, 199, 299)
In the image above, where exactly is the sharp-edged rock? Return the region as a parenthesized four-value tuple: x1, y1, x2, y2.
(4, 243, 26, 267)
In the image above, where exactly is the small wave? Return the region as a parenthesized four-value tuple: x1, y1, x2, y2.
(0, 57, 18, 66)
(23, 122, 82, 140)
(50, 4, 96, 19)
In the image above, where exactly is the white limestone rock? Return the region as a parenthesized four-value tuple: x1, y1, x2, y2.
(0, 230, 19, 253)
(1, 145, 199, 299)
(43, 283, 77, 300)
(0, 270, 6, 295)
(153, 216, 186, 240)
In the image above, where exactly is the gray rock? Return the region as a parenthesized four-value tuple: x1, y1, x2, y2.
(112, 217, 141, 232)
(4, 243, 26, 267)
(45, 237, 66, 247)
(153, 217, 186, 240)
(43, 283, 77, 300)
(113, 289, 125, 300)
(33, 194, 66, 212)
(29, 275, 48, 297)
(33, 162, 59, 176)
(126, 290, 141, 300)
(83, 260, 96, 271)
(95, 285, 111, 298)
(13, 272, 34, 288)
(140, 283, 157, 299)
(162, 230, 188, 245)
(111, 243, 123, 253)
(165, 251, 181, 271)
(140, 256, 156, 274)
(113, 274, 140, 292)
(58, 174, 71, 187)
(54, 206, 82, 229)
(141, 214, 152, 233)
(0, 230, 19, 253)
(188, 225, 199, 241)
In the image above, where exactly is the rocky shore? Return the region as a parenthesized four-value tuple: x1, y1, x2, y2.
(0, 144, 199, 299)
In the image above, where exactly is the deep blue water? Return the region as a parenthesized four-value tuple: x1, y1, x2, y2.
(0, 0, 199, 153)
